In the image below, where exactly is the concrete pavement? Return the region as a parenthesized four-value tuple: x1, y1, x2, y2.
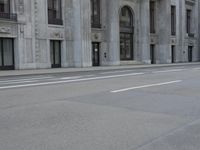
(0, 62, 200, 77)
(0, 64, 200, 150)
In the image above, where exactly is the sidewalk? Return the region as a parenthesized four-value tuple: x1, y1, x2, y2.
(0, 62, 200, 77)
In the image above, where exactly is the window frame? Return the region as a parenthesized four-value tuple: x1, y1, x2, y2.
(150, 1, 156, 34)
(91, 0, 101, 28)
(171, 5, 176, 36)
(119, 6, 134, 61)
(48, 0, 63, 25)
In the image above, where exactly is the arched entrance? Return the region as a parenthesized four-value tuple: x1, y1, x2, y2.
(120, 6, 134, 60)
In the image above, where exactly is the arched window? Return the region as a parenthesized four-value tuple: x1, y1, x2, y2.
(120, 6, 134, 60)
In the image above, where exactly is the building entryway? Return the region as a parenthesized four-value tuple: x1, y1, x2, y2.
(188, 46, 193, 62)
(150, 44, 156, 64)
(50, 40, 61, 68)
(120, 6, 134, 61)
(92, 42, 100, 66)
(171, 45, 176, 63)
(0, 38, 14, 70)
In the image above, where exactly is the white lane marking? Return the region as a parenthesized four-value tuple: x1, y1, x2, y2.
(153, 69, 187, 74)
(193, 68, 200, 70)
(0, 80, 40, 85)
(84, 75, 95, 77)
(111, 80, 182, 93)
(60, 76, 82, 80)
(0, 77, 53, 83)
(0, 72, 144, 90)
(100, 70, 133, 75)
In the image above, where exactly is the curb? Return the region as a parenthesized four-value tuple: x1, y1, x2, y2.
(0, 62, 200, 77)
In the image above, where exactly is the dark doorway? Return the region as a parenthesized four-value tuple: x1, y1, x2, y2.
(120, 6, 134, 60)
(171, 45, 175, 63)
(50, 40, 61, 68)
(92, 42, 100, 66)
(0, 38, 14, 70)
(188, 46, 193, 62)
(150, 44, 156, 64)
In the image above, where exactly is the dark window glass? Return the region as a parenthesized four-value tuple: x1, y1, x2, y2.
(120, 6, 134, 60)
(171, 45, 176, 63)
(171, 6, 176, 35)
(120, 6, 133, 27)
(150, 44, 156, 64)
(150, 1, 155, 33)
(91, 0, 101, 28)
(188, 46, 193, 62)
(186, 9, 191, 34)
(0, 0, 10, 13)
(0, 38, 14, 70)
(48, 0, 63, 25)
(50, 40, 61, 68)
(0, 0, 17, 21)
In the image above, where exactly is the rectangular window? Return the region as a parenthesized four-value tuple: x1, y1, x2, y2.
(171, 6, 176, 36)
(0, 0, 10, 13)
(186, 9, 191, 34)
(150, 1, 156, 33)
(48, 0, 63, 25)
(0, 0, 17, 21)
(91, 0, 101, 28)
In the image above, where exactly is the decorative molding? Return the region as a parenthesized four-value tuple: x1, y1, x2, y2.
(17, 0, 25, 15)
(92, 32, 102, 41)
(50, 32, 64, 39)
(0, 27, 11, 34)
(171, 38, 176, 45)
(34, 0, 40, 62)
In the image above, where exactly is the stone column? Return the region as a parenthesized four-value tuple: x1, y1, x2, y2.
(157, 0, 171, 63)
(199, 1, 200, 61)
(72, 0, 92, 67)
(64, 0, 74, 67)
(34, 0, 49, 68)
(106, 0, 120, 65)
(139, 0, 150, 64)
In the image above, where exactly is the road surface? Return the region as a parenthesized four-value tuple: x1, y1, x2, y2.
(0, 64, 200, 150)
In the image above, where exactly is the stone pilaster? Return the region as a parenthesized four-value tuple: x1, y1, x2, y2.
(157, 0, 171, 63)
(106, 0, 120, 65)
(139, 0, 150, 64)
(34, 0, 49, 68)
(72, 0, 92, 67)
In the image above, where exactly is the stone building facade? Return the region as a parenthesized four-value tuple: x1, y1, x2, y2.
(0, 0, 199, 70)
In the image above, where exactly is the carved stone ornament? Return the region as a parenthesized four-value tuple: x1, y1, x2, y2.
(0, 27, 11, 34)
(51, 32, 64, 39)
(94, 33, 98, 40)
(18, 0, 24, 15)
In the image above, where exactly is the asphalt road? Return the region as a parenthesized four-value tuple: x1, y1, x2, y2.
(0, 64, 200, 150)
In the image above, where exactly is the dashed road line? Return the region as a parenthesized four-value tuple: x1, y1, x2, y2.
(0, 76, 53, 83)
(153, 69, 187, 74)
(111, 80, 182, 93)
(60, 76, 82, 80)
(100, 70, 133, 75)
